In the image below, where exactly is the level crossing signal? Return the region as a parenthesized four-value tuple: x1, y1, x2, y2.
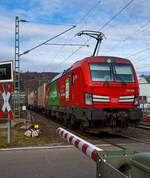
(0, 61, 13, 83)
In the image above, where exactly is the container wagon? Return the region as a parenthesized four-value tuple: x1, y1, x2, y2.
(38, 82, 47, 112)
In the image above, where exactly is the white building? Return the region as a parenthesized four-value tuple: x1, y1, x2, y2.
(138, 76, 150, 103)
(138, 76, 150, 112)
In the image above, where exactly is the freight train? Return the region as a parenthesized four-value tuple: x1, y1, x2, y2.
(28, 56, 142, 133)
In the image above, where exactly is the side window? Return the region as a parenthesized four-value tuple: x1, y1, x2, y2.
(72, 73, 75, 85)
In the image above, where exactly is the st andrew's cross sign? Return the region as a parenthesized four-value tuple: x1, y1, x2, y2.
(0, 60, 14, 120)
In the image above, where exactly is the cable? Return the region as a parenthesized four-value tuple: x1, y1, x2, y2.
(78, 0, 102, 24)
(142, 30, 150, 49)
(106, 19, 150, 54)
(62, 0, 135, 66)
(45, 43, 89, 47)
(19, 25, 76, 56)
(104, 0, 150, 53)
(99, 0, 134, 30)
(22, 20, 75, 27)
(64, 46, 84, 62)
(127, 47, 150, 58)
(136, 63, 150, 70)
(133, 54, 150, 64)
(54, 0, 102, 52)
(134, 55, 150, 70)
(50, 0, 102, 71)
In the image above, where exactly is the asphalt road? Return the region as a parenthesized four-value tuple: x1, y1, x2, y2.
(0, 147, 96, 178)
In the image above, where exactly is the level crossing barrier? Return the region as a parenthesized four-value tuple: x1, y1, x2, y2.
(57, 127, 150, 178)
(56, 127, 103, 161)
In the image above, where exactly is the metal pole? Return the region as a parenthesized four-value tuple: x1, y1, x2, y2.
(14, 16, 21, 119)
(8, 120, 11, 144)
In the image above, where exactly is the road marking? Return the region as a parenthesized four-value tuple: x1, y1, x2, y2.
(95, 144, 112, 147)
(0, 144, 114, 151)
(0, 145, 73, 151)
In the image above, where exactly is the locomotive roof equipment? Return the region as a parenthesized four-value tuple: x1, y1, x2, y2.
(76, 30, 105, 56)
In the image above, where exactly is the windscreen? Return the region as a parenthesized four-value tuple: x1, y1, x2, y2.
(89, 62, 135, 82)
(113, 63, 135, 82)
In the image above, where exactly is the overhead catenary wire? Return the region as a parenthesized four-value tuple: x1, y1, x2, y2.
(45, 43, 89, 47)
(127, 47, 150, 59)
(61, 0, 135, 68)
(64, 46, 84, 62)
(52, 0, 102, 71)
(142, 30, 150, 49)
(134, 53, 150, 71)
(105, 19, 150, 54)
(19, 25, 76, 56)
(21, 20, 76, 27)
(96, 1, 150, 56)
(126, 25, 150, 60)
(53, 1, 102, 54)
(136, 62, 150, 70)
(132, 54, 150, 64)
(99, 0, 134, 31)
(23, 0, 101, 28)
(77, 0, 102, 24)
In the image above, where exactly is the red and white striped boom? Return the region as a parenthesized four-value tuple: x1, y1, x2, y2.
(56, 127, 103, 161)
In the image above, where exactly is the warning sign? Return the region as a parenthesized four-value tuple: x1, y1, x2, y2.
(0, 84, 14, 120)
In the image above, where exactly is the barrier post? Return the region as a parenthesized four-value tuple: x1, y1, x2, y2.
(8, 120, 11, 144)
(96, 150, 133, 178)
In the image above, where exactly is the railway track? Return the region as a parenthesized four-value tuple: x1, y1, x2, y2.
(60, 127, 150, 152)
(64, 126, 150, 152)
(95, 132, 150, 152)
(134, 121, 150, 130)
(30, 110, 150, 152)
(138, 124, 150, 130)
(141, 117, 150, 122)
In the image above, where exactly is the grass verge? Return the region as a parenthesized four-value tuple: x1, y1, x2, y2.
(0, 124, 52, 148)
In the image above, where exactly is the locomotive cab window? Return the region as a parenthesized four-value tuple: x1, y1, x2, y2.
(89, 63, 112, 82)
(89, 62, 135, 83)
(113, 63, 135, 82)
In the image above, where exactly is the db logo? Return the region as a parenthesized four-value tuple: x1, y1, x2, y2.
(111, 98, 118, 103)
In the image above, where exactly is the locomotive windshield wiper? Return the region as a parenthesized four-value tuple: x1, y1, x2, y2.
(103, 64, 112, 86)
(103, 81, 109, 86)
(112, 65, 127, 86)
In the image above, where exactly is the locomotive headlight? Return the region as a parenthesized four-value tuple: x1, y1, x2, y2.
(84, 93, 93, 105)
(134, 95, 139, 106)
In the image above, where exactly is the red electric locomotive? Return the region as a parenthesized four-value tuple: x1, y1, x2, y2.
(45, 56, 142, 133)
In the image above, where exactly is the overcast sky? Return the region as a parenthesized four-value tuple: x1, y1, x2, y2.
(0, 0, 150, 73)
